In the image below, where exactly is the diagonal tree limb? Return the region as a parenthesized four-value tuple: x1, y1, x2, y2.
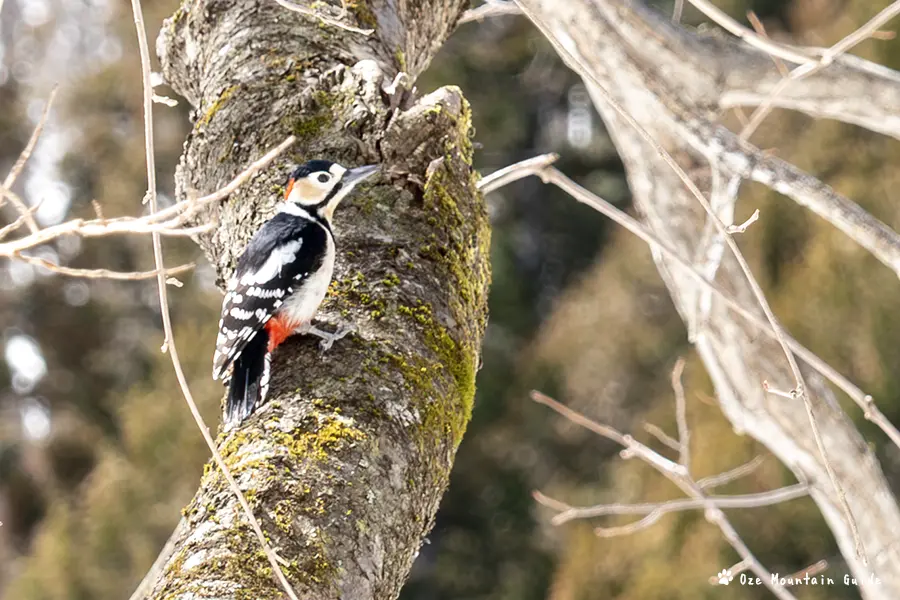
(141, 1, 490, 598)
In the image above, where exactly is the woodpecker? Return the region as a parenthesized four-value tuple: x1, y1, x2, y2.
(212, 160, 379, 425)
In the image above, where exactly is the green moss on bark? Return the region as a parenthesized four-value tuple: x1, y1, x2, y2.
(197, 84, 239, 129)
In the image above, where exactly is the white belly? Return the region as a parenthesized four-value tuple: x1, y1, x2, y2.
(277, 234, 335, 326)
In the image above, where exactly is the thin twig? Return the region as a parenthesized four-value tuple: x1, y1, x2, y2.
(642, 422, 680, 452)
(671, 358, 690, 470)
(709, 558, 752, 584)
(673, 0, 684, 23)
(272, 0, 374, 35)
(685, 0, 815, 65)
(478, 152, 559, 193)
(0, 219, 209, 256)
(746, 11, 788, 76)
(732, 107, 750, 128)
(458, 0, 522, 24)
(535, 483, 808, 525)
(0, 87, 58, 233)
(531, 490, 571, 512)
(13, 253, 194, 281)
(784, 559, 829, 583)
(725, 208, 760, 234)
(698, 455, 766, 489)
(0, 187, 39, 237)
(129, 1, 300, 598)
(820, 0, 900, 66)
(594, 511, 664, 537)
(0, 199, 42, 241)
(737, 0, 900, 140)
(0, 137, 294, 258)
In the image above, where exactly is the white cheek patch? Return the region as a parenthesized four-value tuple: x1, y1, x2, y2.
(240, 240, 302, 285)
(289, 179, 327, 205)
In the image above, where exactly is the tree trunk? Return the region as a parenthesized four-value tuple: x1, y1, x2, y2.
(147, 1, 490, 598)
(517, 0, 900, 596)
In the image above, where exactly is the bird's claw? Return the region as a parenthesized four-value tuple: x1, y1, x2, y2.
(308, 323, 355, 352)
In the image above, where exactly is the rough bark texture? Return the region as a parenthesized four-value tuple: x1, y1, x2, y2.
(518, 0, 900, 597)
(150, 1, 489, 598)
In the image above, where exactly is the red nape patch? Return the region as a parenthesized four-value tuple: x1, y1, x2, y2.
(284, 179, 294, 200)
(265, 315, 300, 353)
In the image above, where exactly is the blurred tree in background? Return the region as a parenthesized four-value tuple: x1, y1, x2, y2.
(2, 0, 900, 599)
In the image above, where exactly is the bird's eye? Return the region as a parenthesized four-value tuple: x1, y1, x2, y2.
(316, 173, 330, 183)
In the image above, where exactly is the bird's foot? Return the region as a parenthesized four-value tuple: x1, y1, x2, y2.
(306, 322, 355, 352)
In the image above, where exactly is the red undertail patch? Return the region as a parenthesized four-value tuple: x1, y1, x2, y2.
(265, 315, 300, 353)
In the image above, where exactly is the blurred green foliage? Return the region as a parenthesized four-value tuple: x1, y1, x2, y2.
(2, 1, 900, 599)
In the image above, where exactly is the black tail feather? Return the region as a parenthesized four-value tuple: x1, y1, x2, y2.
(226, 328, 271, 425)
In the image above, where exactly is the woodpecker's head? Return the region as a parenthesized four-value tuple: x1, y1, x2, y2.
(284, 159, 379, 222)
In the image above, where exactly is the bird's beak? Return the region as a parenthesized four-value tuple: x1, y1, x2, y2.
(342, 164, 379, 188)
(319, 165, 380, 222)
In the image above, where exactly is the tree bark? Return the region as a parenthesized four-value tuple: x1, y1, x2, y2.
(148, 1, 489, 598)
(517, 0, 900, 597)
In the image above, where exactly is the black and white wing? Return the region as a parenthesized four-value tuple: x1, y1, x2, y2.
(212, 213, 328, 381)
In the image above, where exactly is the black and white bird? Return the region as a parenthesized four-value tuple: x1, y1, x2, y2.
(212, 160, 378, 425)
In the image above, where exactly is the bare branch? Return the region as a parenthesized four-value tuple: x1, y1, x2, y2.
(531, 490, 573, 513)
(537, 483, 808, 525)
(0, 87, 57, 234)
(672, 0, 683, 24)
(677, 116, 900, 279)
(0, 197, 42, 241)
(459, 0, 522, 25)
(698, 455, 766, 489)
(725, 208, 760, 234)
(821, 1, 900, 66)
(746, 11, 788, 76)
(671, 358, 690, 470)
(478, 152, 559, 193)
(272, 0, 374, 35)
(734, 0, 900, 139)
(0, 186, 38, 236)
(12, 253, 194, 281)
(710, 558, 752, 584)
(784, 559, 830, 584)
(641, 422, 680, 452)
(685, 0, 815, 65)
(0, 136, 295, 258)
(520, 0, 812, 404)
(594, 512, 665, 537)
